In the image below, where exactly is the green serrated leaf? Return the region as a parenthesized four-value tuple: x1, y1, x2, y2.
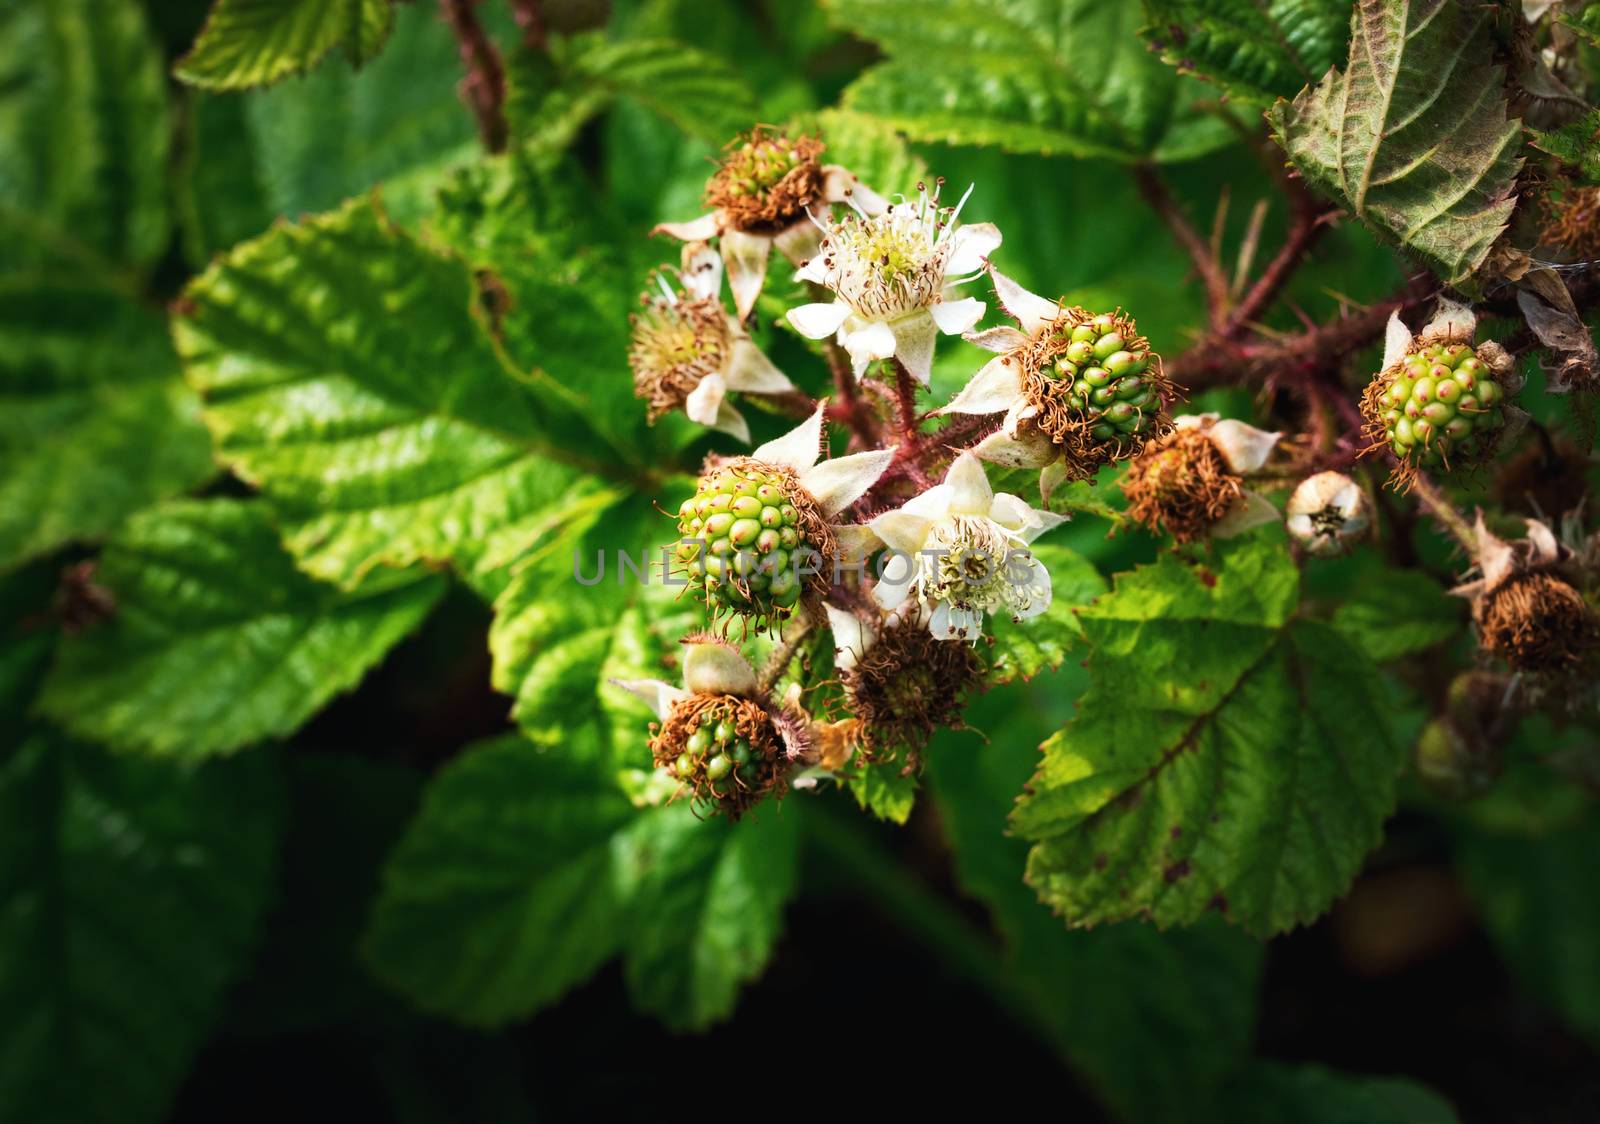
(366, 730, 797, 1029)
(1266, 0, 1522, 286)
(509, 32, 757, 153)
(365, 732, 636, 1026)
(618, 802, 799, 1030)
(1014, 540, 1402, 935)
(1221, 1062, 1461, 1123)
(1530, 107, 1600, 186)
(1140, 0, 1353, 103)
(827, 0, 1233, 162)
(38, 498, 444, 758)
(0, 0, 170, 277)
(0, 734, 280, 1124)
(1329, 566, 1464, 662)
(848, 757, 921, 823)
(988, 541, 1107, 685)
(174, 0, 395, 90)
(927, 692, 1265, 1120)
(174, 198, 628, 589)
(0, 284, 214, 571)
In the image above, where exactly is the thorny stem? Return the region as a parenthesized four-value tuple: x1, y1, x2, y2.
(1136, 167, 1232, 325)
(438, 0, 508, 153)
(1411, 473, 1480, 555)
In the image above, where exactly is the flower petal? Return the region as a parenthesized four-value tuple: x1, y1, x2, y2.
(965, 325, 1030, 354)
(1173, 412, 1219, 431)
(1208, 419, 1281, 474)
(800, 448, 896, 517)
(684, 372, 727, 427)
(869, 509, 934, 556)
(832, 522, 882, 564)
(946, 222, 1003, 277)
(679, 242, 724, 301)
(652, 213, 722, 242)
(1039, 460, 1068, 504)
(1380, 309, 1413, 372)
(972, 426, 1056, 469)
(722, 228, 772, 322)
(682, 640, 759, 697)
(724, 338, 796, 395)
(1010, 555, 1052, 620)
(937, 353, 1022, 416)
(794, 253, 829, 284)
(888, 311, 937, 384)
(774, 220, 822, 266)
(753, 404, 825, 472)
(608, 678, 689, 720)
(787, 300, 850, 339)
(899, 482, 955, 521)
(930, 296, 985, 336)
(844, 319, 898, 374)
(822, 165, 887, 215)
(824, 604, 875, 672)
(706, 399, 751, 444)
(988, 266, 1061, 335)
(944, 451, 994, 515)
(988, 493, 1068, 543)
(872, 566, 913, 611)
(1212, 491, 1281, 539)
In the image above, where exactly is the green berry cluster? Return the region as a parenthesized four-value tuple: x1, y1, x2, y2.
(1052, 314, 1160, 443)
(1378, 343, 1507, 469)
(677, 464, 811, 620)
(668, 704, 770, 799)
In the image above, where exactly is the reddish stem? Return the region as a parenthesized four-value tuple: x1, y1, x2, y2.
(510, 0, 548, 51)
(438, 0, 508, 153)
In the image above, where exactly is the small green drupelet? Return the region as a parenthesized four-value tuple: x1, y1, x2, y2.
(676, 464, 811, 620)
(671, 705, 767, 800)
(1052, 314, 1161, 443)
(1381, 342, 1507, 470)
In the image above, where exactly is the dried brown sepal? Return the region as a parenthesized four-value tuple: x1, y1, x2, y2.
(650, 693, 790, 819)
(628, 292, 730, 422)
(1017, 307, 1177, 483)
(1539, 184, 1600, 261)
(842, 618, 983, 765)
(1120, 427, 1243, 544)
(1478, 572, 1600, 673)
(704, 127, 826, 234)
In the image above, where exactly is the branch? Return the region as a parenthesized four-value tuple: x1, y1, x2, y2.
(1136, 167, 1231, 325)
(1411, 474, 1480, 556)
(438, 0, 509, 153)
(758, 613, 812, 692)
(509, 0, 548, 51)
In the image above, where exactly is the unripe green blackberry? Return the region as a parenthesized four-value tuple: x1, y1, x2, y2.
(1018, 306, 1174, 479)
(650, 694, 789, 818)
(675, 461, 821, 626)
(1053, 315, 1162, 441)
(1364, 341, 1510, 477)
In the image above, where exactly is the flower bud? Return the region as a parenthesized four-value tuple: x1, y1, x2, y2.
(1286, 471, 1369, 556)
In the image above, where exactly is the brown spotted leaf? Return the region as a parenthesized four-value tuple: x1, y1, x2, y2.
(1266, 0, 1522, 286)
(1011, 538, 1401, 935)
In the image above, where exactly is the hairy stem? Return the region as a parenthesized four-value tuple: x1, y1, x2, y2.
(758, 613, 813, 692)
(1411, 474, 1480, 555)
(438, 0, 509, 153)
